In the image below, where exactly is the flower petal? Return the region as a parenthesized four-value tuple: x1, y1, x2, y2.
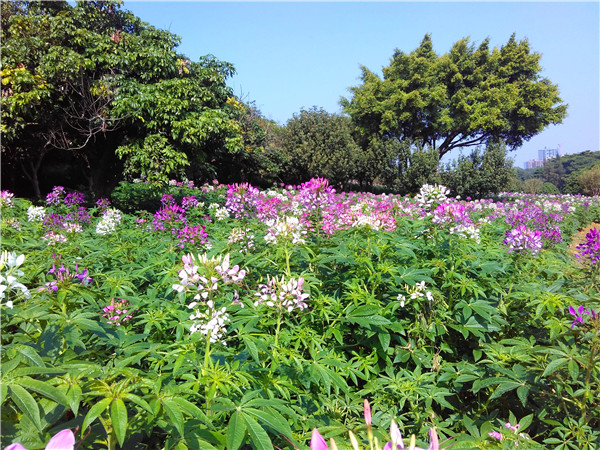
(45, 429, 75, 450)
(310, 429, 328, 450)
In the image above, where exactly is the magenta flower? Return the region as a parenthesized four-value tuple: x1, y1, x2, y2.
(576, 227, 600, 265)
(5, 428, 75, 450)
(488, 431, 503, 441)
(310, 429, 329, 450)
(568, 305, 591, 328)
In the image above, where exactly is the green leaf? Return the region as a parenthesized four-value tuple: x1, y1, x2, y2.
(516, 385, 529, 406)
(82, 397, 112, 434)
(244, 413, 273, 450)
(226, 410, 247, 450)
(169, 396, 211, 426)
(542, 357, 569, 377)
(15, 345, 45, 367)
(111, 398, 128, 447)
(244, 407, 295, 443)
(242, 336, 260, 363)
(163, 398, 185, 437)
(8, 384, 42, 431)
(17, 377, 68, 406)
(489, 381, 521, 400)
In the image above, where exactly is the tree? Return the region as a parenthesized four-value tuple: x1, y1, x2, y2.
(281, 108, 361, 189)
(371, 138, 441, 194)
(441, 140, 513, 198)
(341, 34, 567, 159)
(1, 0, 242, 197)
(579, 165, 600, 196)
(541, 156, 566, 191)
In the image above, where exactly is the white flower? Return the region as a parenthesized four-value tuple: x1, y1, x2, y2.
(0, 251, 31, 305)
(96, 208, 122, 234)
(27, 206, 46, 222)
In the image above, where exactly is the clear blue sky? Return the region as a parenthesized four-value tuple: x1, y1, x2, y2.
(123, 1, 599, 168)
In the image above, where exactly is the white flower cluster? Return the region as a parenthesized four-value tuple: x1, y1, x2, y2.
(189, 300, 230, 343)
(209, 203, 230, 221)
(254, 275, 309, 312)
(0, 251, 31, 308)
(351, 214, 385, 231)
(397, 281, 434, 307)
(42, 231, 68, 245)
(64, 223, 83, 233)
(415, 184, 450, 209)
(27, 206, 46, 222)
(228, 227, 255, 253)
(449, 224, 481, 244)
(96, 208, 122, 235)
(264, 216, 307, 245)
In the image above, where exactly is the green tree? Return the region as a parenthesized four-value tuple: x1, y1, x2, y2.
(522, 178, 544, 194)
(281, 108, 361, 189)
(579, 165, 600, 196)
(341, 34, 567, 159)
(371, 138, 441, 194)
(541, 156, 566, 191)
(441, 140, 513, 199)
(1, 0, 242, 197)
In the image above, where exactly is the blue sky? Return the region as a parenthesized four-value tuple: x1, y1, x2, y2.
(123, 1, 599, 168)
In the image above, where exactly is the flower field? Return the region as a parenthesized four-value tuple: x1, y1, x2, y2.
(1, 180, 599, 449)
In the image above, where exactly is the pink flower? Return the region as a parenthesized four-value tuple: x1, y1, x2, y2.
(5, 429, 75, 450)
(310, 429, 329, 450)
(488, 431, 503, 440)
(364, 399, 372, 428)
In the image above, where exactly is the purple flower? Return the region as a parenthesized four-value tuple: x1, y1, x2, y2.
(568, 305, 590, 328)
(310, 429, 329, 450)
(46, 186, 66, 206)
(503, 225, 543, 256)
(96, 197, 111, 210)
(64, 192, 85, 207)
(576, 228, 600, 265)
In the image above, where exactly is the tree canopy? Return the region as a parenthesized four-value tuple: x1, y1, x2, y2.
(1, 0, 243, 197)
(341, 34, 568, 158)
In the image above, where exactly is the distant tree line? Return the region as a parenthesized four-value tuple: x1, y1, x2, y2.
(513, 151, 600, 195)
(2, 1, 574, 200)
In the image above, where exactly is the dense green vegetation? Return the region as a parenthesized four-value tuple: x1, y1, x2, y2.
(515, 151, 600, 194)
(1, 183, 600, 449)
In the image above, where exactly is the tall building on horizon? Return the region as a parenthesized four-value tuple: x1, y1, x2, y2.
(538, 146, 560, 162)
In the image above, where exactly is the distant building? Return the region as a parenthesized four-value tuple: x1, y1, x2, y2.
(525, 159, 545, 169)
(538, 146, 560, 162)
(524, 146, 561, 169)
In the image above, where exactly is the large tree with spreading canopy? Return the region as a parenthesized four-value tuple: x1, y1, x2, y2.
(1, 0, 243, 197)
(341, 34, 568, 159)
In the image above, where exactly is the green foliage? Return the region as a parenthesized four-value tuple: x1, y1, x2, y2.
(116, 134, 189, 184)
(1, 1, 242, 197)
(281, 107, 362, 189)
(441, 140, 514, 199)
(578, 165, 600, 196)
(342, 34, 567, 159)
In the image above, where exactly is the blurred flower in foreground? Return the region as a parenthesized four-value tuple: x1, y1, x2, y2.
(5, 428, 75, 450)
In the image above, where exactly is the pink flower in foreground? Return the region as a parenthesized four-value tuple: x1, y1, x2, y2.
(310, 429, 329, 450)
(5, 429, 75, 450)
